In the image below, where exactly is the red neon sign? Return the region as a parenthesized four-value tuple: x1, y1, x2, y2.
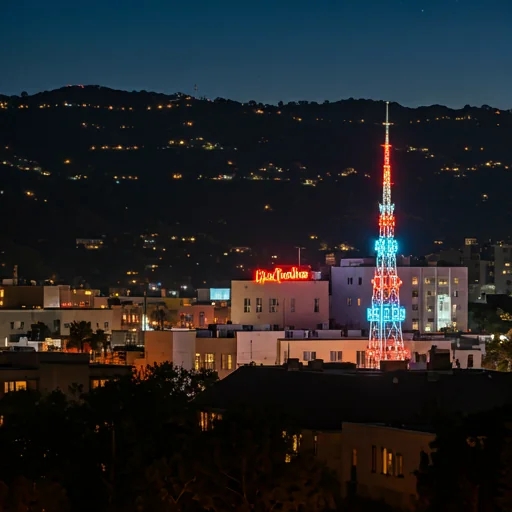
(255, 267, 311, 284)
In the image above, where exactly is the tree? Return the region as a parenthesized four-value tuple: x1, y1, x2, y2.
(150, 307, 168, 330)
(483, 332, 512, 371)
(66, 321, 93, 352)
(21, 91, 28, 98)
(89, 329, 108, 351)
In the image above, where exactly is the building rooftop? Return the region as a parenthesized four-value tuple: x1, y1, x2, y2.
(195, 365, 512, 431)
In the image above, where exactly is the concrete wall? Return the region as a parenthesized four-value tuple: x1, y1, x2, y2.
(231, 280, 329, 330)
(236, 330, 284, 366)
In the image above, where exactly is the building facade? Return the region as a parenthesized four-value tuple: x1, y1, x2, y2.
(494, 243, 512, 295)
(231, 279, 329, 330)
(331, 262, 468, 333)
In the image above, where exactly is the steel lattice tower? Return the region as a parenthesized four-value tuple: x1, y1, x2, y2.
(366, 103, 409, 369)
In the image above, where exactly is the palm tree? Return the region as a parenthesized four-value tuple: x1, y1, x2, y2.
(90, 329, 108, 351)
(66, 321, 93, 352)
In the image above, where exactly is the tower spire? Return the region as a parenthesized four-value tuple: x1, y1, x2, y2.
(366, 102, 409, 369)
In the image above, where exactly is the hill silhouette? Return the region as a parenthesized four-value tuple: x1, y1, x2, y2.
(0, 86, 510, 289)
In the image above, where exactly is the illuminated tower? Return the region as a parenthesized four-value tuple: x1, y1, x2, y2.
(366, 103, 408, 369)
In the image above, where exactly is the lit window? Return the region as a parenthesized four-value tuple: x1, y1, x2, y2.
(382, 448, 387, 474)
(256, 298, 263, 313)
(387, 451, 394, 475)
(91, 379, 107, 389)
(424, 278, 431, 284)
(453, 291, 459, 298)
(243, 298, 251, 313)
(4, 381, 27, 393)
(453, 277, 459, 284)
(412, 277, 418, 285)
(347, 298, 352, 306)
(357, 298, 361, 306)
(0, 289, 4, 298)
(269, 298, 278, 313)
(412, 321, 419, 330)
(221, 354, 233, 370)
(195, 353, 201, 370)
(352, 448, 357, 467)
(204, 353, 215, 370)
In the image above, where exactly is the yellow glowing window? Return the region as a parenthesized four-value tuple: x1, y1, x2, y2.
(412, 277, 418, 285)
(0, 289, 4, 298)
(4, 381, 27, 393)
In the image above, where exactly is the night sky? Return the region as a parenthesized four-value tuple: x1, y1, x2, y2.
(1, 0, 511, 107)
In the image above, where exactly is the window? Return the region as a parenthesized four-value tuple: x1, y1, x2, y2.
(371, 445, 377, 472)
(439, 278, 448, 285)
(352, 448, 357, 467)
(243, 298, 251, 313)
(412, 304, 418, 311)
(0, 289, 3, 298)
(290, 298, 295, 313)
(104, 322, 109, 329)
(425, 278, 434, 284)
(199, 311, 205, 328)
(382, 448, 388, 474)
(347, 298, 352, 306)
(221, 354, 233, 370)
(256, 298, 262, 313)
(200, 411, 222, 432)
(358, 277, 362, 285)
(195, 353, 201, 370)
(90, 379, 107, 389)
(204, 353, 215, 370)
(387, 451, 394, 476)
(303, 351, 316, 361)
(283, 432, 302, 463)
(412, 290, 419, 298)
(330, 351, 342, 362)
(9, 322, 13, 330)
(412, 277, 418, 285)
(396, 454, 404, 477)
(356, 351, 366, 368)
(347, 277, 353, 285)
(427, 317, 434, 323)
(454, 277, 459, 284)
(357, 298, 361, 306)
(314, 298, 320, 313)
(412, 320, 419, 330)
(4, 381, 27, 393)
(468, 354, 474, 368)
(269, 298, 278, 313)
(453, 290, 459, 297)
(313, 434, 318, 456)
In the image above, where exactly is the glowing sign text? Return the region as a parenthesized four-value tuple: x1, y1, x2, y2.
(255, 267, 311, 284)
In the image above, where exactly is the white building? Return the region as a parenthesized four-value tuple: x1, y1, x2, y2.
(494, 243, 512, 295)
(331, 260, 468, 333)
(231, 277, 329, 330)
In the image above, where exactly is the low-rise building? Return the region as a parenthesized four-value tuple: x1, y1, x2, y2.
(195, 364, 512, 510)
(134, 330, 237, 380)
(0, 351, 132, 397)
(231, 268, 329, 330)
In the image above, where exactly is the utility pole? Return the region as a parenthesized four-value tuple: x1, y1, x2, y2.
(295, 247, 305, 267)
